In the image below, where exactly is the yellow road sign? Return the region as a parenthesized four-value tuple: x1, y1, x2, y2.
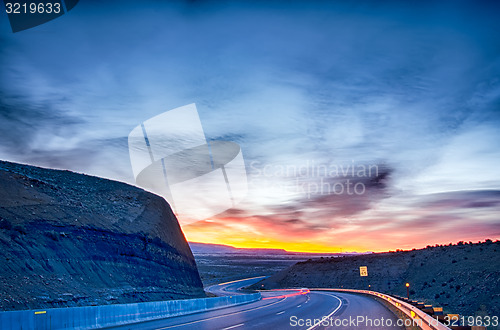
(360, 266, 368, 276)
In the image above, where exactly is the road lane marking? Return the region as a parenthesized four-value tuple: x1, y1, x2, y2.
(276, 311, 285, 315)
(306, 292, 343, 330)
(156, 297, 287, 329)
(221, 323, 244, 330)
(297, 304, 302, 308)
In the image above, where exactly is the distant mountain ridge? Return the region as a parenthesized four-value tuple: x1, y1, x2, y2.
(189, 242, 369, 256)
(189, 242, 288, 255)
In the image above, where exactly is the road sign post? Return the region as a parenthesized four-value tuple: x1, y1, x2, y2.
(359, 266, 368, 289)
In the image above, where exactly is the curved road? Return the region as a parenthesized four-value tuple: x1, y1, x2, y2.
(205, 276, 269, 296)
(110, 278, 405, 330)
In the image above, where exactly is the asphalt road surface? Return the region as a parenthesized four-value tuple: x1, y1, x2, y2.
(109, 278, 405, 330)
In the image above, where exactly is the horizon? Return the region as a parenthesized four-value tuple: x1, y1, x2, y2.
(187, 238, 498, 254)
(1, 157, 497, 253)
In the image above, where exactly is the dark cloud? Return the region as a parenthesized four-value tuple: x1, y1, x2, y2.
(418, 190, 500, 210)
(292, 165, 393, 218)
(0, 92, 84, 154)
(0, 93, 132, 180)
(208, 165, 393, 238)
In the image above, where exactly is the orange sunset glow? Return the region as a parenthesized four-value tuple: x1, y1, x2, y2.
(182, 204, 499, 253)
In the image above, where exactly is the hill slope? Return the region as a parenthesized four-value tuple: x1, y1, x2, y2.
(256, 241, 499, 317)
(0, 160, 204, 311)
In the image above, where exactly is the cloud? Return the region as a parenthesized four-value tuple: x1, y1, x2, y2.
(284, 165, 392, 223)
(185, 186, 500, 251)
(0, 94, 132, 179)
(418, 190, 500, 210)
(0, 92, 84, 155)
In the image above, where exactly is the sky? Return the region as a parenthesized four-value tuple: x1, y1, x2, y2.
(1, 0, 499, 252)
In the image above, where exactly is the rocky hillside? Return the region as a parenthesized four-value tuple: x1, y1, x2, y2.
(256, 241, 499, 317)
(0, 160, 204, 311)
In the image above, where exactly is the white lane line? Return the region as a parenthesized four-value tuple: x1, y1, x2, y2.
(276, 311, 285, 315)
(155, 297, 287, 329)
(222, 323, 244, 330)
(306, 292, 343, 330)
(297, 304, 302, 308)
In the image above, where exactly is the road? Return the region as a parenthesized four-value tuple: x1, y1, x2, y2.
(109, 277, 405, 330)
(204, 276, 268, 296)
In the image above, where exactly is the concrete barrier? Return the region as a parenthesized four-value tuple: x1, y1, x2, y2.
(0, 292, 261, 330)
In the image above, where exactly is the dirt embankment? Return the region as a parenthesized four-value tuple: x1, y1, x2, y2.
(256, 241, 499, 317)
(0, 160, 204, 311)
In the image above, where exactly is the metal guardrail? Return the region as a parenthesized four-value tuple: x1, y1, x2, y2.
(312, 288, 451, 330)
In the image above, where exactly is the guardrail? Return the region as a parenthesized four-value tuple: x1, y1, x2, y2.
(0, 292, 261, 330)
(312, 288, 451, 330)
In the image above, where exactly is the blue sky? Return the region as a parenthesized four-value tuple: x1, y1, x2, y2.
(1, 0, 499, 251)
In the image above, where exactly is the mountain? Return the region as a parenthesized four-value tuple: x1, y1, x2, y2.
(189, 242, 288, 255)
(0, 160, 204, 311)
(189, 242, 369, 256)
